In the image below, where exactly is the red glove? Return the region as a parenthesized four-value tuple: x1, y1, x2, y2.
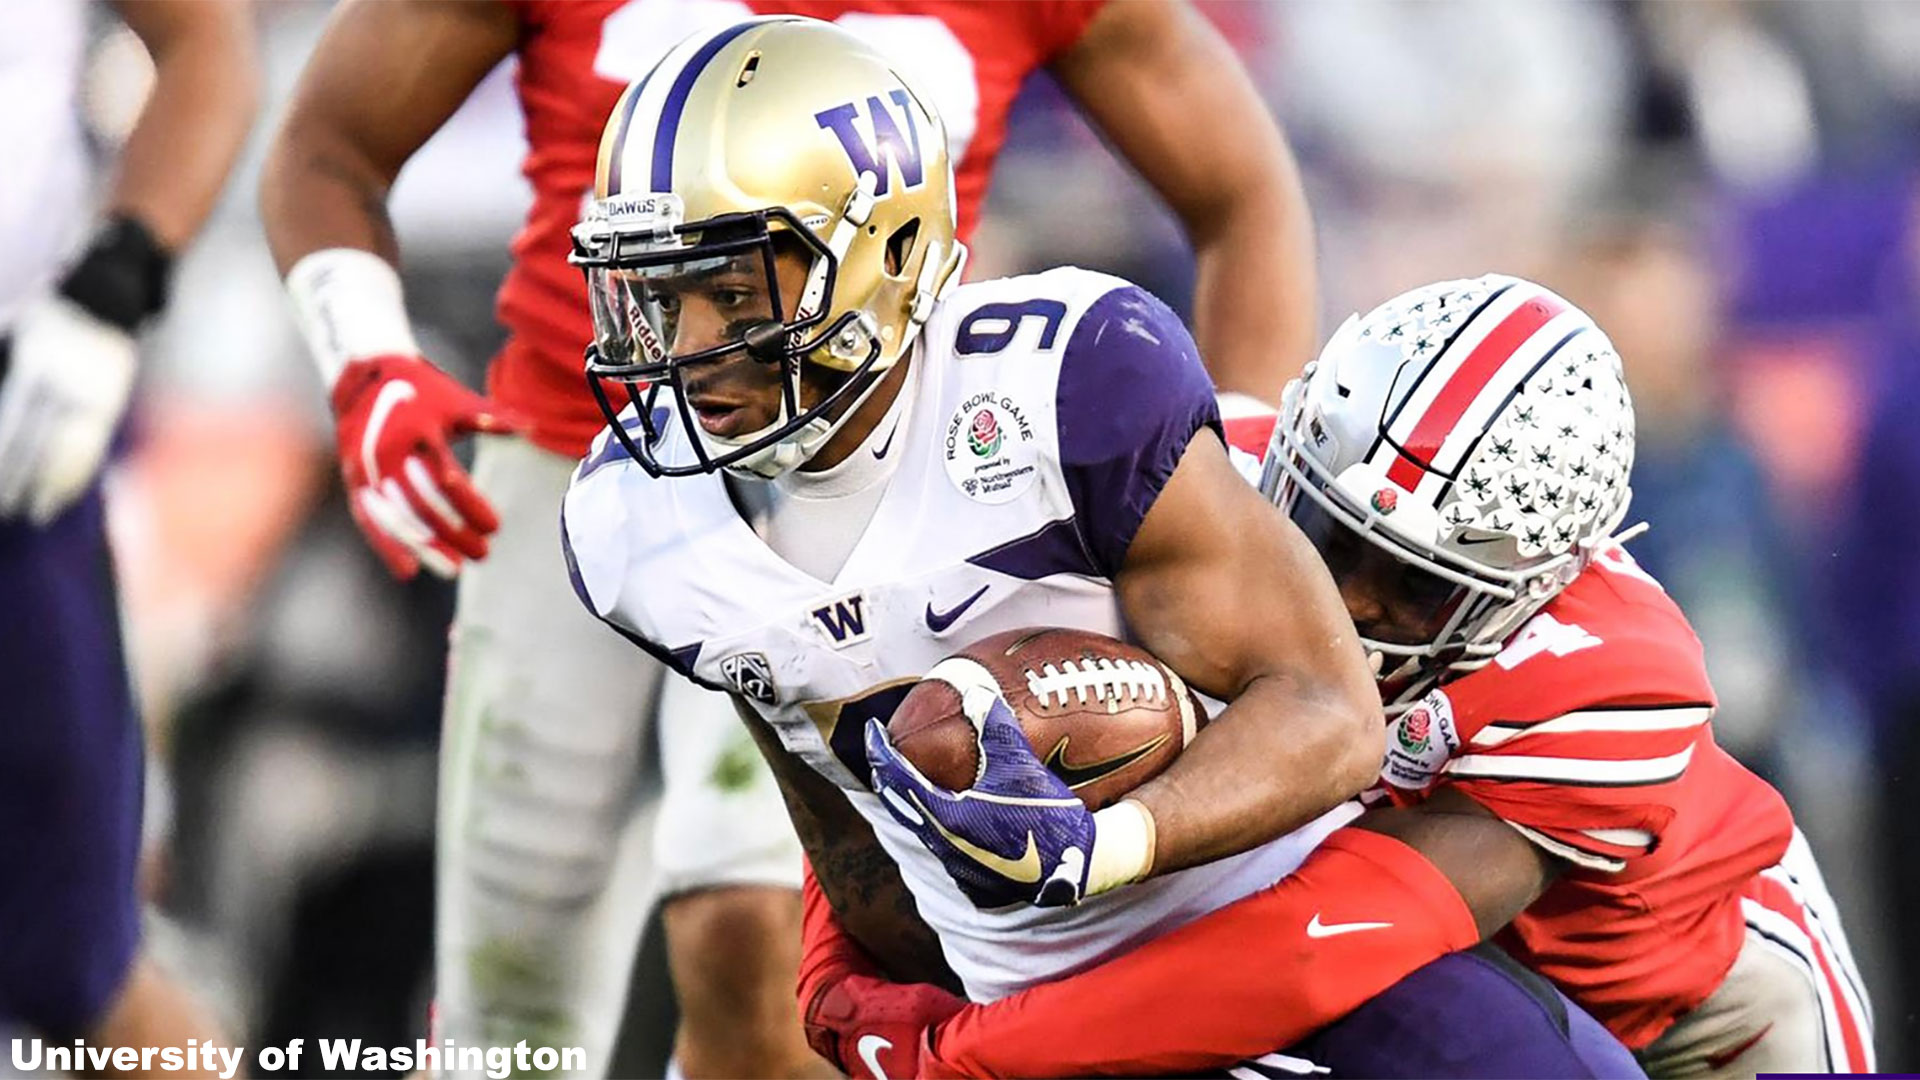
(806, 972, 966, 1079)
(330, 353, 524, 579)
(798, 862, 966, 1077)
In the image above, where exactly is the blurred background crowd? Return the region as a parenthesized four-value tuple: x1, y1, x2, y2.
(49, 0, 1920, 1074)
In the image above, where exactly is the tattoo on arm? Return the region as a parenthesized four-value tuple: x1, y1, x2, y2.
(734, 700, 960, 991)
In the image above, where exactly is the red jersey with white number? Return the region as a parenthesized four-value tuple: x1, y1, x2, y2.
(494, 0, 1104, 455)
(1382, 546, 1795, 1048)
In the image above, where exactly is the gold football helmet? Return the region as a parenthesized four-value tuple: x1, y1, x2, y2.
(571, 16, 965, 478)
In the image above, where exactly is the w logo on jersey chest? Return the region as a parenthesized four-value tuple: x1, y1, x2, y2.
(815, 91, 923, 197)
(810, 594, 870, 647)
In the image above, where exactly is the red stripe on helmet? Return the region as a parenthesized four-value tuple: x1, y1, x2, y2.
(1385, 295, 1567, 491)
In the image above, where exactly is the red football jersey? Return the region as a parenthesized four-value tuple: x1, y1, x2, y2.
(1383, 545, 1795, 1048)
(494, 0, 1104, 455)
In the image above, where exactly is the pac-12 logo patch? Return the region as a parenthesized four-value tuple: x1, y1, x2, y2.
(719, 652, 777, 703)
(946, 390, 1036, 504)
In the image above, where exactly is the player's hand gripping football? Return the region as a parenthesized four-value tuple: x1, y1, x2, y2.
(329, 353, 524, 579)
(866, 681, 1098, 908)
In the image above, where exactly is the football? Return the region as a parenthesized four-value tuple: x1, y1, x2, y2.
(887, 627, 1207, 810)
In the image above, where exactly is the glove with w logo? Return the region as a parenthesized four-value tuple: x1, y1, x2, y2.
(865, 686, 1098, 909)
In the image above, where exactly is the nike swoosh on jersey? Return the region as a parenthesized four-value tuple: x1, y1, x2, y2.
(910, 791, 1042, 883)
(873, 419, 900, 460)
(1702, 1023, 1773, 1071)
(1305, 913, 1394, 938)
(925, 585, 990, 633)
(857, 1034, 894, 1080)
(1042, 733, 1169, 790)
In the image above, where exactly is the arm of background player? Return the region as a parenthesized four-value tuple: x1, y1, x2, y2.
(733, 698, 962, 994)
(259, 0, 518, 269)
(108, 0, 260, 252)
(1051, 1, 1316, 402)
(927, 790, 1560, 1077)
(1114, 433, 1383, 875)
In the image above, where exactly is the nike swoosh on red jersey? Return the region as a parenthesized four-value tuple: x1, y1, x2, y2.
(1305, 913, 1394, 938)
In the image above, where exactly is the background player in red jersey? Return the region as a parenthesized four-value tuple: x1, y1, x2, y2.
(811, 275, 1872, 1080)
(257, 1, 1317, 1075)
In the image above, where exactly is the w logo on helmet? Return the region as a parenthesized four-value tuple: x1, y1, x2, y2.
(815, 91, 924, 197)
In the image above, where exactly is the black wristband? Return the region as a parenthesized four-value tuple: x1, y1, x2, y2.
(57, 216, 174, 333)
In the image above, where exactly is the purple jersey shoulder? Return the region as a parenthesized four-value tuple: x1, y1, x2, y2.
(1055, 285, 1220, 577)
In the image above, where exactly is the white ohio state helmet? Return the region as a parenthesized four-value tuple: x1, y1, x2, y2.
(1259, 274, 1636, 701)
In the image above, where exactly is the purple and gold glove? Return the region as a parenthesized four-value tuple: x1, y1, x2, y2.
(865, 675, 1099, 909)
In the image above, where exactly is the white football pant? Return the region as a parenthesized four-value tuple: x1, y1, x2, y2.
(435, 434, 801, 1079)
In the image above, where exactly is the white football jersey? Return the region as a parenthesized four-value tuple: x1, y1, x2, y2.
(0, 0, 90, 332)
(563, 266, 1356, 1001)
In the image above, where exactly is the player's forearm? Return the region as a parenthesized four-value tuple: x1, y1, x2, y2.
(260, 121, 402, 273)
(1130, 675, 1384, 876)
(262, 0, 518, 273)
(1187, 167, 1316, 403)
(928, 829, 1477, 1078)
(110, 0, 259, 252)
(737, 702, 959, 991)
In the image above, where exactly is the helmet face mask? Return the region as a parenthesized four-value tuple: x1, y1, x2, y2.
(1266, 429, 1533, 703)
(575, 17, 967, 480)
(1259, 274, 1638, 708)
(573, 200, 885, 478)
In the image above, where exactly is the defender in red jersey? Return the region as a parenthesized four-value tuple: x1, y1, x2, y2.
(259, 1, 1317, 1075)
(808, 276, 1871, 1080)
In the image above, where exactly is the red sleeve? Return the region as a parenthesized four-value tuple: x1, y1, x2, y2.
(798, 858, 877, 1007)
(1027, 0, 1109, 59)
(1442, 714, 1708, 872)
(926, 829, 1478, 1077)
(1409, 568, 1722, 873)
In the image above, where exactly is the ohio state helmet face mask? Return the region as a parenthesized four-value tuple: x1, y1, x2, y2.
(1259, 274, 1637, 707)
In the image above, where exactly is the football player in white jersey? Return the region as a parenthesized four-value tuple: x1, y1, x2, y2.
(262, 1, 1318, 1073)
(0, 0, 256, 1071)
(558, 19, 1650, 1080)
(560, 13, 1383, 995)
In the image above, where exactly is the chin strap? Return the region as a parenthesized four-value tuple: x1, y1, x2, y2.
(719, 346, 895, 480)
